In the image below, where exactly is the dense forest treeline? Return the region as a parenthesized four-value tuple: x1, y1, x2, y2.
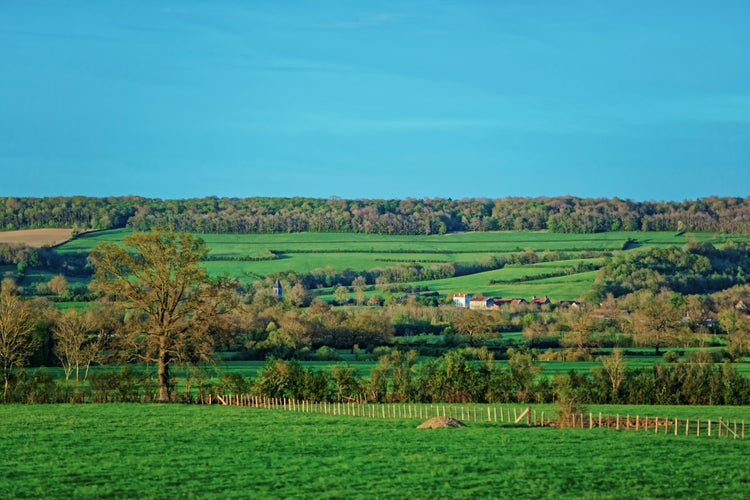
(2, 195, 750, 235)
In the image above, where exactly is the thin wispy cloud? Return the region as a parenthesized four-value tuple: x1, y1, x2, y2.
(328, 12, 407, 29)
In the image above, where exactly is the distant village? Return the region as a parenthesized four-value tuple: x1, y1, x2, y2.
(452, 293, 582, 310)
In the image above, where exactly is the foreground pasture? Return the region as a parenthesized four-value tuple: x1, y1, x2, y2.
(1, 404, 748, 498)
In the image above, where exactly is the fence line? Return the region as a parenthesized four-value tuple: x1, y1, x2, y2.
(206, 394, 745, 441)
(566, 411, 745, 440)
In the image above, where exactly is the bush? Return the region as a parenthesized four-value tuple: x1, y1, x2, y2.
(88, 366, 148, 403)
(313, 346, 341, 361)
(662, 351, 679, 363)
(15, 368, 61, 403)
(553, 375, 587, 427)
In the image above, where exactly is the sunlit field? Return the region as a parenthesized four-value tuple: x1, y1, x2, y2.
(1, 404, 748, 499)
(51, 229, 750, 299)
(0, 228, 74, 247)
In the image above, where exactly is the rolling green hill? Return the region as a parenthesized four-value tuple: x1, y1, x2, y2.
(44, 229, 750, 301)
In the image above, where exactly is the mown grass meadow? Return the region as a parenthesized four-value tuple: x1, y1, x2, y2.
(1, 404, 748, 499)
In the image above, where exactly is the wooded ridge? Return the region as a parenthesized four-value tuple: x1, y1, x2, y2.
(2, 195, 750, 234)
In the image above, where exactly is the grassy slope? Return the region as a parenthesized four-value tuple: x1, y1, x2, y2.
(54, 229, 750, 301)
(1, 404, 748, 499)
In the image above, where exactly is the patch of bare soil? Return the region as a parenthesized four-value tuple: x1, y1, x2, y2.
(417, 416, 466, 429)
(0, 228, 74, 248)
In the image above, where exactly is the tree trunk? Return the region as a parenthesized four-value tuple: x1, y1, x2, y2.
(3, 360, 10, 402)
(158, 337, 171, 402)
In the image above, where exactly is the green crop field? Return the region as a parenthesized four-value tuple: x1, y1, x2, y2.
(52, 228, 750, 301)
(1, 404, 747, 499)
(61, 229, 743, 257)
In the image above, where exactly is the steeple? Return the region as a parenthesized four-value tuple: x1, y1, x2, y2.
(273, 279, 283, 299)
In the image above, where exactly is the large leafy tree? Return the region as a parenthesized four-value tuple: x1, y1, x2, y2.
(91, 230, 236, 402)
(0, 279, 39, 401)
(627, 289, 687, 356)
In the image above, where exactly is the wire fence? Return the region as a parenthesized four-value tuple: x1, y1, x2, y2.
(206, 394, 746, 440)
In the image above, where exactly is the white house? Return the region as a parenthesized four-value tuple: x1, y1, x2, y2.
(453, 293, 472, 308)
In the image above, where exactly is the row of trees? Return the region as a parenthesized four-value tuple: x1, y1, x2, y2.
(249, 351, 750, 405)
(5, 348, 750, 406)
(522, 289, 750, 359)
(3, 195, 750, 234)
(5, 274, 749, 403)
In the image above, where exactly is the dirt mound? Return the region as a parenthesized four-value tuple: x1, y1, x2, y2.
(417, 416, 466, 429)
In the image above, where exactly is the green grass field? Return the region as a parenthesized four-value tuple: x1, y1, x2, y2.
(47, 229, 750, 302)
(1, 404, 747, 499)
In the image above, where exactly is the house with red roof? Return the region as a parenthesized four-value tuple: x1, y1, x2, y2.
(531, 295, 550, 306)
(469, 297, 494, 310)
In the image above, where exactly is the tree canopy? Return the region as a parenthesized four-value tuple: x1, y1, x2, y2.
(91, 230, 236, 402)
(3, 195, 750, 235)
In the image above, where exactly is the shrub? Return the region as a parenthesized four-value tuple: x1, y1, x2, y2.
(313, 346, 341, 361)
(662, 351, 679, 363)
(553, 374, 587, 427)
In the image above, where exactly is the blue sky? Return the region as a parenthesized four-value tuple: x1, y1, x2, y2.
(1, 1, 748, 201)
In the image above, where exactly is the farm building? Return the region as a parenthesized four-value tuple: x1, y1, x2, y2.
(453, 293, 472, 308)
(492, 298, 528, 308)
(469, 297, 494, 310)
(531, 296, 550, 306)
(558, 300, 583, 309)
(454, 294, 576, 310)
